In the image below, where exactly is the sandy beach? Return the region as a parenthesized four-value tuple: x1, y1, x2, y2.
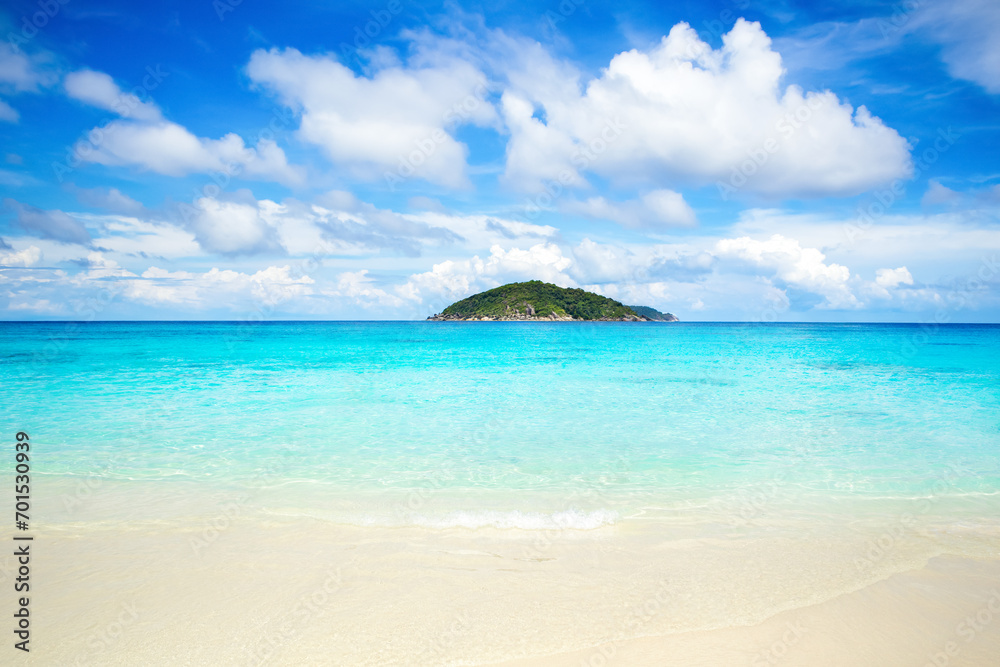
(10, 478, 1000, 666)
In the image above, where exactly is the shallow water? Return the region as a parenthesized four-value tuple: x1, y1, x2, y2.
(3, 321, 999, 529)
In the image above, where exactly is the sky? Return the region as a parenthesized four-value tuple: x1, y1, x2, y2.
(0, 0, 998, 321)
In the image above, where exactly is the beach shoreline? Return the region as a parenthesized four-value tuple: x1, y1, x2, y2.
(12, 503, 1000, 666)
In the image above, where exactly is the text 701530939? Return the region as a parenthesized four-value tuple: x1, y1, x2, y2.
(13, 431, 32, 653)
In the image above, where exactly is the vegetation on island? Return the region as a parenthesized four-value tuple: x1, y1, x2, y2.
(427, 281, 678, 321)
(627, 305, 679, 322)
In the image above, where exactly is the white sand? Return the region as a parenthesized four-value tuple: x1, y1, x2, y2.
(6, 505, 1000, 666)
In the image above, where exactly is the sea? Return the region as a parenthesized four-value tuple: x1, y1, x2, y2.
(3, 321, 999, 532)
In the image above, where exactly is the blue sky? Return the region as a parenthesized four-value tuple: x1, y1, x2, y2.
(1, 0, 998, 321)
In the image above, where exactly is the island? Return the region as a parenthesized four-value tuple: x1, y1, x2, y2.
(626, 305, 679, 322)
(426, 281, 679, 321)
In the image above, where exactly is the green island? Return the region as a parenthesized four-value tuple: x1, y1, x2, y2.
(427, 281, 679, 321)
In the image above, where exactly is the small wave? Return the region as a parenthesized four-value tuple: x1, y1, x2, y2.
(405, 509, 619, 530)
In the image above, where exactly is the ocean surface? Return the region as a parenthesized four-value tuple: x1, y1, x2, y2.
(4, 321, 1000, 531)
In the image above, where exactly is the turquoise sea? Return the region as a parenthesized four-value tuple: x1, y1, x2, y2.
(4, 321, 1000, 529)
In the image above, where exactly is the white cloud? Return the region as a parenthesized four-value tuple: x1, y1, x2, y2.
(75, 251, 136, 280)
(65, 69, 162, 121)
(326, 270, 404, 308)
(0, 246, 42, 267)
(246, 47, 495, 188)
(922, 180, 961, 207)
(6, 297, 62, 313)
(185, 197, 283, 256)
(78, 214, 201, 259)
(0, 43, 57, 123)
(570, 238, 640, 283)
(402, 210, 558, 249)
(715, 233, 860, 309)
(500, 91, 586, 192)
(71, 186, 144, 214)
(398, 242, 575, 305)
(0, 43, 56, 92)
(773, 1, 1000, 96)
(0, 99, 18, 123)
(564, 190, 696, 229)
(80, 121, 303, 185)
(4, 199, 91, 245)
(875, 266, 913, 289)
(914, 0, 1000, 94)
(65, 68, 302, 185)
(501, 19, 911, 197)
(125, 265, 314, 307)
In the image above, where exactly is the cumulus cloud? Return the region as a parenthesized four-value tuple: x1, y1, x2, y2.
(570, 238, 640, 283)
(66, 69, 303, 185)
(715, 234, 860, 309)
(563, 190, 697, 229)
(80, 121, 303, 185)
(500, 19, 911, 197)
(184, 197, 284, 256)
(326, 270, 405, 308)
(4, 199, 91, 245)
(65, 69, 162, 121)
(171, 191, 467, 260)
(875, 266, 913, 289)
(246, 47, 495, 188)
(0, 245, 42, 267)
(500, 90, 588, 193)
